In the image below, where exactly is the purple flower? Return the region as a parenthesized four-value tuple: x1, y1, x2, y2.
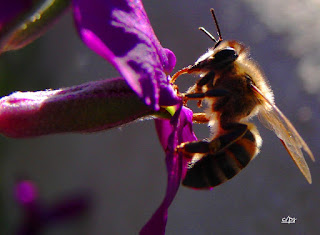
(142, 106, 196, 234)
(14, 180, 90, 235)
(0, 0, 197, 234)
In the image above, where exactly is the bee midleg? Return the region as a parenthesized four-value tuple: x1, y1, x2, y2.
(193, 113, 209, 123)
(184, 88, 229, 99)
(177, 123, 248, 156)
(180, 88, 228, 106)
(186, 71, 216, 107)
(194, 71, 215, 90)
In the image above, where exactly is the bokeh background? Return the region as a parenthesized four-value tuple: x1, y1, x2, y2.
(1, 0, 320, 234)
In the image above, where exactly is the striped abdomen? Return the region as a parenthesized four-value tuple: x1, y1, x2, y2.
(182, 126, 261, 189)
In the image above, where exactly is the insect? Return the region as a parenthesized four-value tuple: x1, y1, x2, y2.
(171, 8, 315, 189)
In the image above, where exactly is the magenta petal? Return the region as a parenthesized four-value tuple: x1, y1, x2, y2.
(156, 106, 196, 156)
(141, 107, 196, 234)
(14, 180, 38, 205)
(72, 0, 179, 110)
(162, 48, 176, 74)
(176, 107, 197, 143)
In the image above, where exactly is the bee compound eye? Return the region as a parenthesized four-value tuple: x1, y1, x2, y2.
(214, 47, 238, 65)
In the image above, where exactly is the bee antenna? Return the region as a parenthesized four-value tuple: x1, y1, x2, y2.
(198, 27, 218, 43)
(198, 9, 223, 45)
(210, 8, 223, 42)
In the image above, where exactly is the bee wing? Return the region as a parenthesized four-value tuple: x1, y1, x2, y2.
(251, 84, 314, 184)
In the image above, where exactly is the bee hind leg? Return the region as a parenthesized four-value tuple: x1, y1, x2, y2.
(177, 123, 248, 156)
(176, 140, 211, 157)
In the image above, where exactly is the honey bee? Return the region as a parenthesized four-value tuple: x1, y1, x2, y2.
(171, 9, 315, 189)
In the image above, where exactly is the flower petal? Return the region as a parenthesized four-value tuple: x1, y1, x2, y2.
(0, 78, 152, 138)
(141, 106, 196, 234)
(72, 0, 179, 110)
(15, 180, 90, 235)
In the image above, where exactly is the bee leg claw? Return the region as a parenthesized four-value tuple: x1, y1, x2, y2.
(208, 139, 221, 154)
(176, 141, 210, 154)
(176, 143, 184, 152)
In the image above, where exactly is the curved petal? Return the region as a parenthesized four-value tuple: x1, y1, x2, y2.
(141, 106, 197, 234)
(72, 0, 179, 110)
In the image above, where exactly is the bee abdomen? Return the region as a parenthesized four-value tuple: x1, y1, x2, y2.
(182, 129, 259, 189)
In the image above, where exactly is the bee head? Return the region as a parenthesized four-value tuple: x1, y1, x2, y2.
(188, 9, 244, 73)
(214, 47, 238, 64)
(191, 41, 239, 72)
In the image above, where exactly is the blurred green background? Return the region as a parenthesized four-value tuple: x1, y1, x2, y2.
(0, 0, 319, 234)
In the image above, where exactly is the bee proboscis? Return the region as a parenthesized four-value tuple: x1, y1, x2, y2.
(171, 9, 315, 189)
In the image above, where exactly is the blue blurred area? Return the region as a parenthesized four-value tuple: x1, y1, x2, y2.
(1, 0, 319, 234)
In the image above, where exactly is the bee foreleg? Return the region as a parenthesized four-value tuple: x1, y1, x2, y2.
(170, 65, 193, 84)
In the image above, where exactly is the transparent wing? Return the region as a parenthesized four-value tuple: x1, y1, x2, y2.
(251, 84, 314, 184)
